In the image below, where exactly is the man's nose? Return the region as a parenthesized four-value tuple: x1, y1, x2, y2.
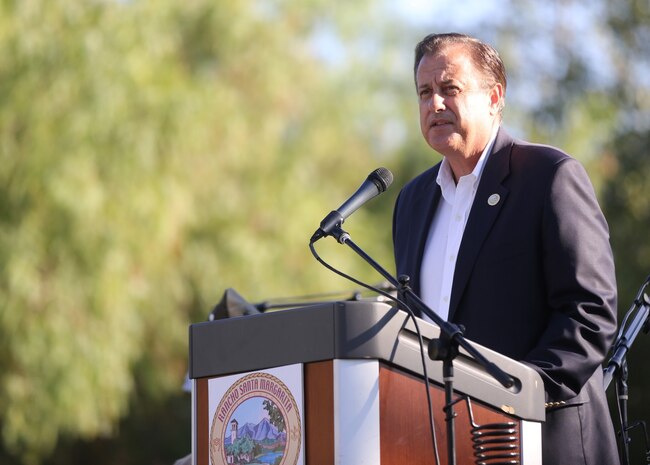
(428, 93, 445, 112)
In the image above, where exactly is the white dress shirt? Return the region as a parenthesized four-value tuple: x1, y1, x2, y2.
(420, 126, 499, 322)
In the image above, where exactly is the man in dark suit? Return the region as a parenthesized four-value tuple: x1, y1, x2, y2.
(393, 33, 620, 465)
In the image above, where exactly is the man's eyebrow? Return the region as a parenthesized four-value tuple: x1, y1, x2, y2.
(439, 78, 461, 86)
(417, 78, 462, 90)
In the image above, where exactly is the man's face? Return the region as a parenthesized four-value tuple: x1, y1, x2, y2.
(416, 45, 501, 161)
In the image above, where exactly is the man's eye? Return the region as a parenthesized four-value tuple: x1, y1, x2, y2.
(419, 89, 431, 99)
(444, 86, 460, 96)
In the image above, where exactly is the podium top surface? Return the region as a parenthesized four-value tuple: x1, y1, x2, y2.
(189, 300, 545, 422)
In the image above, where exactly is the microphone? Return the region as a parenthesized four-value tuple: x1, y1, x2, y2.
(310, 167, 393, 243)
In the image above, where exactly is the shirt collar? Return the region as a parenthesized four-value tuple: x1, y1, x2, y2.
(436, 125, 500, 201)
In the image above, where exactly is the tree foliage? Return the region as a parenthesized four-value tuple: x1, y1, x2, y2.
(0, 0, 387, 463)
(599, 2, 650, 460)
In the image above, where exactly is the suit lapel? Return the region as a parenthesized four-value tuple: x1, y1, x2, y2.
(447, 129, 513, 321)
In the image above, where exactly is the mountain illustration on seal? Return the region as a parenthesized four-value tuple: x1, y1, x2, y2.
(224, 417, 287, 445)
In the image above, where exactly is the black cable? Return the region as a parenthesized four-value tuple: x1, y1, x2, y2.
(309, 241, 441, 465)
(615, 362, 631, 465)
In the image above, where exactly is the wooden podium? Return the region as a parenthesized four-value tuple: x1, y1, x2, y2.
(189, 300, 545, 465)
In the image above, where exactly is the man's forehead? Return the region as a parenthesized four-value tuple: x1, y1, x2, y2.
(416, 47, 476, 86)
(416, 59, 465, 86)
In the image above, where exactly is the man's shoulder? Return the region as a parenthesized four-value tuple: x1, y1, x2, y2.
(500, 129, 573, 166)
(514, 139, 571, 161)
(493, 129, 579, 176)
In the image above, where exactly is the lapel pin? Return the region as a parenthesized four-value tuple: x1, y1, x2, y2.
(487, 193, 500, 206)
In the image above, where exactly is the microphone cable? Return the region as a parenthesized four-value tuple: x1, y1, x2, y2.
(309, 240, 441, 465)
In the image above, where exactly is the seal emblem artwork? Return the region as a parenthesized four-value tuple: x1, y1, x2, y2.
(210, 372, 301, 465)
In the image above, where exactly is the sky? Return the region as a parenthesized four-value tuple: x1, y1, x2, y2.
(389, 0, 503, 27)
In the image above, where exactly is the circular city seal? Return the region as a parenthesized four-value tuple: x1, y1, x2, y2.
(210, 372, 301, 465)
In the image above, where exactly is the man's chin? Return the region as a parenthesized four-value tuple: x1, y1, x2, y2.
(425, 134, 458, 155)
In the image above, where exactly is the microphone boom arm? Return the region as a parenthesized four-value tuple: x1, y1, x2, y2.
(335, 226, 515, 389)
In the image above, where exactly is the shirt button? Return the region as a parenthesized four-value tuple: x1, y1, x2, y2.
(443, 296, 449, 302)
(455, 215, 462, 222)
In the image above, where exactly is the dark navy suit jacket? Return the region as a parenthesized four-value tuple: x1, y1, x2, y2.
(393, 128, 620, 465)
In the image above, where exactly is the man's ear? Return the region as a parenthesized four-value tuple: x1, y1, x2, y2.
(489, 83, 504, 115)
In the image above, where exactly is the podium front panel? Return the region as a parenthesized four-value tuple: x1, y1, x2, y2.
(194, 360, 541, 464)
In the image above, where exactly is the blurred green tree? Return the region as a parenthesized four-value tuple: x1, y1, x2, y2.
(0, 0, 398, 463)
(600, 1, 650, 461)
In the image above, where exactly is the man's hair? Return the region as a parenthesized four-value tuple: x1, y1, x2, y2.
(414, 33, 507, 113)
